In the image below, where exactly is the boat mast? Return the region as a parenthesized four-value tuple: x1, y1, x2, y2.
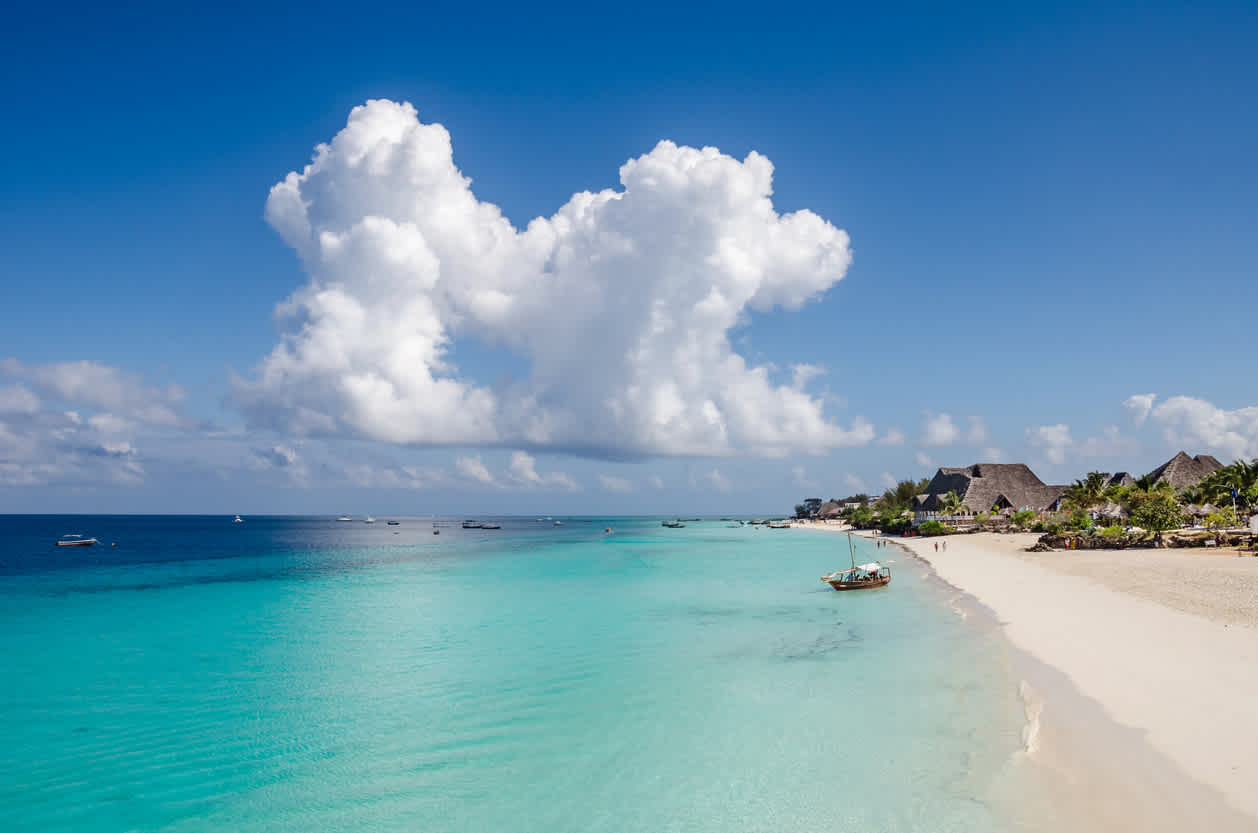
(847, 532, 855, 571)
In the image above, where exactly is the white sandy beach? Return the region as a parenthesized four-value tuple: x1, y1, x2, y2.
(800, 521, 1258, 830)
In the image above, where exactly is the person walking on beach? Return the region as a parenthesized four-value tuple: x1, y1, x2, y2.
(934, 541, 938, 552)
(942, 541, 947, 552)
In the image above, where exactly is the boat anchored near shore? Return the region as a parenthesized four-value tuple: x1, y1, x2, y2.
(822, 533, 892, 591)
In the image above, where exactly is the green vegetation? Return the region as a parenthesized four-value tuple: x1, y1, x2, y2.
(874, 478, 931, 513)
(937, 490, 964, 517)
(1124, 485, 1185, 542)
(1063, 470, 1118, 512)
(1204, 507, 1239, 530)
(791, 455, 1256, 542)
(917, 520, 953, 536)
(1182, 459, 1257, 512)
(1011, 509, 1036, 529)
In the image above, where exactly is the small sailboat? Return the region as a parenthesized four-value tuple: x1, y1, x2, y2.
(364, 516, 376, 524)
(56, 534, 97, 547)
(822, 533, 891, 591)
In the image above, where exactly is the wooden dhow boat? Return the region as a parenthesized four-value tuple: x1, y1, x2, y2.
(822, 533, 891, 591)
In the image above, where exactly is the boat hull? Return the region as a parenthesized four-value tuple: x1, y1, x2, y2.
(826, 576, 890, 591)
(56, 539, 97, 547)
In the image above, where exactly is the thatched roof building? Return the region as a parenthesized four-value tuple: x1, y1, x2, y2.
(914, 463, 1067, 516)
(1145, 452, 1223, 491)
(817, 500, 843, 519)
(1105, 472, 1136, 488)
(1092, 502, 1131, 521)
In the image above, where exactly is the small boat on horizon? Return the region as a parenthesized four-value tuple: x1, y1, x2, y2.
(387, 521, 400, 525)
(462, 520, 482, 529)
(662, 520, 685, 528)
(364, 516, 376, 524)
(481, 523, 501, 530)
(233, 514, 244, 523)
(56, 534, 97, 547)
(336, 516, 352, 522)
(553, 520, 564, 526)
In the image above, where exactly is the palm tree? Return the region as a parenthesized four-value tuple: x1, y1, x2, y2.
(1063, 471, 1113, 512)
(1206, 459, 1257, 511)
(938, 490, 965, 518)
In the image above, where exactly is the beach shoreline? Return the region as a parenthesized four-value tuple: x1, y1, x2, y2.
(796, 521, 1258, 831)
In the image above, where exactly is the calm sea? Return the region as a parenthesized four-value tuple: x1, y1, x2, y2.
(0, 516, 1054, 832)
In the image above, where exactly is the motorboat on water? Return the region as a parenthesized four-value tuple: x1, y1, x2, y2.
(553, 520, 564, 526)
(336, 516, 353, 522)
(387, 521, 400, 526)
(662, 520, 685, 528)
(462, 520, 482, 529)
(56, 534, 97, 547)
(480, 523, 501, 530)
(233, 515, 244, 523)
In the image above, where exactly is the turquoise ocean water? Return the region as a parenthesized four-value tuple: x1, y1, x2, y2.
(0, 516, 1047, 832)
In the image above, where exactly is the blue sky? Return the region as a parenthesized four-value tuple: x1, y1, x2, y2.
(1, 0, 1255, 514)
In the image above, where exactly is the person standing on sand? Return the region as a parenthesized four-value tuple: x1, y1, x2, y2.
(934, 541, 939, 552)
(943, 541, 947, 552)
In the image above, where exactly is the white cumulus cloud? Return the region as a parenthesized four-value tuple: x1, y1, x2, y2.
(1124, 393, 1157, 426)
(456, 455, 496, 486)
(1026, 424, 1073, 465)
(1, 359, 185, 427)
(236, 99, 867, 459)
(1076, 425, 1139, 459)
(878, 427, 906, 446)
(1148, 396, 1258, 460)
(508, 451, 579, 490)
(921, 412, 959, 447)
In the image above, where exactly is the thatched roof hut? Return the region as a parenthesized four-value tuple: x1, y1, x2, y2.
(817, 500, 843, 519)
(916, 463, 1067, 515)
(1145, 452, 1224, 492)
(1092, 502, 1130, 521)
(1105, 472, 1136, 488)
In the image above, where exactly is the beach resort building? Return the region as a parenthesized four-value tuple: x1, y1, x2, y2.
(912, 463, 1067, 524)
(1143, 451, 1224, 491)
